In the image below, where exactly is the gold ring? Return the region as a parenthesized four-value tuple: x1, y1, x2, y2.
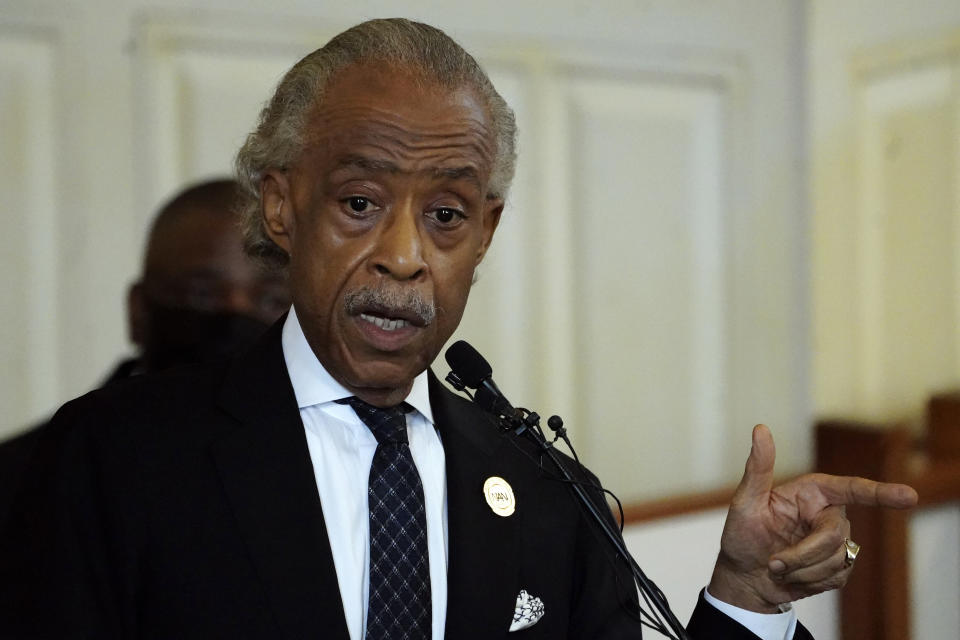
(843, 538, 861, 567)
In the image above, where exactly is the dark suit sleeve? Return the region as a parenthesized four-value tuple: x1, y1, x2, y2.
(687, 590, 814, 640)
(0, 426, 45, 532)
(0, 396, 138, 638)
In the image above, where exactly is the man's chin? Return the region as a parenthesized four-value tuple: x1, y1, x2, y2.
(340, 358, 427, 404)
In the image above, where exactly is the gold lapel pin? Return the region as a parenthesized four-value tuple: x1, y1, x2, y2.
(483, 476, 516, 517)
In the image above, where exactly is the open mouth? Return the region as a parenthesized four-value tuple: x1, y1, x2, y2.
(344, 287, 435, 350)
(359, 312, 413, 332)
(352, 307, 426, 351)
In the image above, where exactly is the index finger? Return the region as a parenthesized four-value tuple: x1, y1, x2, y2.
(809, 474, 918, 509)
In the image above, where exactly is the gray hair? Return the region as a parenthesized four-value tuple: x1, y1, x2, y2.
(235, 18, 517, 269)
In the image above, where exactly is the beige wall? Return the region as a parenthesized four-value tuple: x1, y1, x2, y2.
(5, 2, 958, 474)
(3, 0, 957, 496)
(1, 0, 810, 503)
(810, 1, 960, 427)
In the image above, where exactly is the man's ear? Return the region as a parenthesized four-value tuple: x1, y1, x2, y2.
(476, 198, 504, 266)
(127, 282, 146, 347)
(261, 170, 295, 254)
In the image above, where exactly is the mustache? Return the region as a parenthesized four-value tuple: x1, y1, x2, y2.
(343, 284, 436, 326)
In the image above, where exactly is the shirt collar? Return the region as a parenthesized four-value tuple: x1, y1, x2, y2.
(281, 306, 434, 425)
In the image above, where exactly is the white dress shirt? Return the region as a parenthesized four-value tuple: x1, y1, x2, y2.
(282, 308, 448, 640)
(281, 308, 798, 639)
(704, 587, 797, 640)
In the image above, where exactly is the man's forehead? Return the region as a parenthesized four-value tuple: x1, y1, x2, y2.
(146, 212, 243, 268)
(307, 64, 493, 145)
(308, 102, 493, 150)
(328, 154, 484, 187)
(149, 208, 236, 247)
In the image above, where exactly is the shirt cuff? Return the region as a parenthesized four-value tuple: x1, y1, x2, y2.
(703, 587, 798, 640)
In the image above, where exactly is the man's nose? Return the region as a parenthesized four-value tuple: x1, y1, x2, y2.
(370, 203, 427, 281)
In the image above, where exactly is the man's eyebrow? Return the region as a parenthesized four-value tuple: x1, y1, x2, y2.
(433, 166, 481, 186)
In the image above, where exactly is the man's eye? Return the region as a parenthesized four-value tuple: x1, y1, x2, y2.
(430, 207, 464, 225)
(346, 196, 371, 213)
(348, 197, 368, 212)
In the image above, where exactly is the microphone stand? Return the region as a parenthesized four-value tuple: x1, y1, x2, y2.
(446, 372, 690, 640)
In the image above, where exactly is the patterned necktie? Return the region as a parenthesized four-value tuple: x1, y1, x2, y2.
(337, 397, 432, 640)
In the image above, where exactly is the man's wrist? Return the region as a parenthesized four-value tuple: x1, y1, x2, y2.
(702, 587, 796, 640)
(708, 557, 780, 613)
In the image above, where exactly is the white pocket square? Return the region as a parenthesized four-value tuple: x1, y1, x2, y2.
(509, 589, 545, 632)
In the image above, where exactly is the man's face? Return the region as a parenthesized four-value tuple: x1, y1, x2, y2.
(263, 63, 502, 406)
(141, 210, 290, 324)
(130, 209, 291, 372)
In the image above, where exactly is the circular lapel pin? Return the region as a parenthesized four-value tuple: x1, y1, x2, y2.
(483, 476, 515, 517)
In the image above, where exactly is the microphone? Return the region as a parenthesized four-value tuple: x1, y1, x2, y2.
(442, 339, 689, 640)
(444, 340, 492, 387)
(444, 341, 520, 423)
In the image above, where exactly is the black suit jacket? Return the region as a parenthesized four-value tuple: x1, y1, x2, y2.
(0, 358, 139, 533)
(0, 321, 811, 639)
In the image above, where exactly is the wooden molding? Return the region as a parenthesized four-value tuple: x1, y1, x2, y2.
(620, 474, 797, 525)
(621, 485, 735, 524)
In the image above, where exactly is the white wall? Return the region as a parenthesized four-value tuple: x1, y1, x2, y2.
(909, 503, 960, 638)
(809, 1, 960, 425)
(806, 2, 960, 635)
(0, 0, 811, 506)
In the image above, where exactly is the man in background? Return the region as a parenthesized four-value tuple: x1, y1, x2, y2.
(0, 178, 290, 525)
(114, 178, 290, 380)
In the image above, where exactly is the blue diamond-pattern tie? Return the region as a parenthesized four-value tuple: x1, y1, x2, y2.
(337, 397, 431, 640)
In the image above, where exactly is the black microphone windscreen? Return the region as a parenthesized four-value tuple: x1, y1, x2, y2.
(444, 340, 492, 388)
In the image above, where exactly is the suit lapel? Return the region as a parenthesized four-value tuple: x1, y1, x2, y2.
(430, 374, 522, 639)
(212, 321, 350, 639)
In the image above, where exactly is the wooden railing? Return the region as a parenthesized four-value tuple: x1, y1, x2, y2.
(816, 391, 960, 640)
(622, 484, 734, 524)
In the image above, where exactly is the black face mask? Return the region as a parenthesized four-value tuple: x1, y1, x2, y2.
(140, 302, 272, 373)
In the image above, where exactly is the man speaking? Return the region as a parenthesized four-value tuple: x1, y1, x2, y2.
(0, 18, 916, 639)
